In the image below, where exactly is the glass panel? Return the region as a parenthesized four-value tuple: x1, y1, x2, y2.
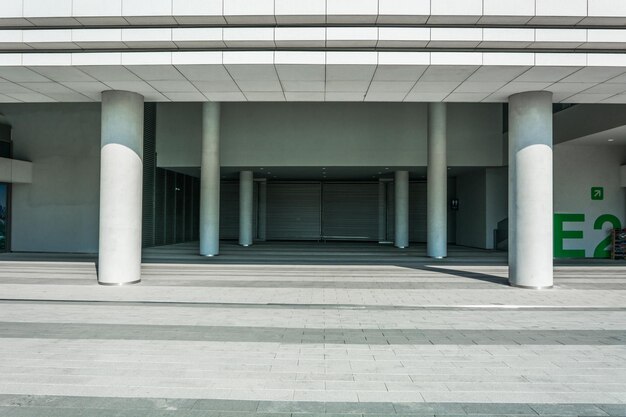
(0, 184, 7, 251)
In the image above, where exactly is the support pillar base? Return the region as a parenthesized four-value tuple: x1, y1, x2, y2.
(98, 279, 141, 286)
(509, 282, 553, 290)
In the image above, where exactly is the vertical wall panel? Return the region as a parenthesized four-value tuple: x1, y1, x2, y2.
(220, 181, 239, 240)
(409, 182, 427, 242)
(192, 177, 200, 241)
(267, 182, 322, 240)
(185, 175, 193, 241)
(154, 168, 166, 246)
(322, 182, 378, 240)
(141, 102, 157, 247)
(175, 173, 185, 243)
(164, 170, 176, 245)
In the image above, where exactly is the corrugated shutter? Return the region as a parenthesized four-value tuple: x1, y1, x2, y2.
(322, 182, 378, 240)
(220, 180, 260, 241)
(267, 182, 321, 240)
(386, 180, 457, 244)
(164, 170, 176, 245)
(154, 168, 166, 246)
(185, 175, 193, 241)
(141, 103, 156, 247)
(220, 181, 239, 240)
(192, 177, 200, 241)
(409, 182, 427, 242)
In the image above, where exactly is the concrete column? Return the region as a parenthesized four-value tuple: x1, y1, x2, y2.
(427, 102, 448, 259)
(378, 180, 387, 243)
(508, 91, 553, 289)
(98, 90, 144, 285)
(200, 102, 221, 257)
(257, 179, 267, 241)
(394, 171, 409, 248)
(239, 170, 254, 246)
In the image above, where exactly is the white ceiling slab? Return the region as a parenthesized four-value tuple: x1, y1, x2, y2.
(454, 81, 507, 93)
(223, 27, 275, 48)
(126, 65, 185, 81)
(367, 81, 414, 93)
(172, 0, 225, 25)
(274, 0, 325, 24)
(223, 0, 275, 24)
(326, 81, 371, 92)
(514, 67, 582, 82)
(172, 28, 224, 49)
(204, 91, 246, 101)
(243, 92, 284, 101)
(377, 0, 429, 24)
(563, 92, 616, 103)
(546, 82, 597, 94)
(365, 92, 409, 101)
(281, 81, 325, 92)
(326, 0, 378, 24)
(465, 66, 531, 83)
(149, 80, 198, 93)
(327, 27, 378, 48)
(21, 82, 75, 94)
(0, 67, 50, 82)
(163, 92, 205, 101)
(560, 67, 626, 83)
(237, 80, 283, 92)
(193, 80, 240, 92)
(0, 51, 625, 103)
(284, 92, 325, 101)
(77, 66, 141, 82)
(276, 65, 325, 81)
(325, 92, 366, 101)
(275, 28, 325, 48)
(446, 92, 491, 102)
(404, 92, 448, 102)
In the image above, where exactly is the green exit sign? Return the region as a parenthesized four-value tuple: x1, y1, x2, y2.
(591, 187, 604, 201)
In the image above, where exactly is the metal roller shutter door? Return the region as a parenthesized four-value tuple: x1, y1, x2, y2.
(386, 180, 457, 243)
(267, 182, 322, 240)
(385, 182, 428, 243)
(220, 181, 259, 240)
(409, 182, 428, 242)
(322, 183, 378, 240)
(220, 182, 239, 240)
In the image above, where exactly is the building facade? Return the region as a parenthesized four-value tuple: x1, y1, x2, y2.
(0, 1, 626, 287)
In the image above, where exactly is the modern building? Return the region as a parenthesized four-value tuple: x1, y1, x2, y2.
(0, 1, 625, 288)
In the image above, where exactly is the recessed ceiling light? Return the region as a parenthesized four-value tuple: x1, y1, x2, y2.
(608, 139, 615, 142)
(384, 168, 389, 170)
(260, 168, 264, 170)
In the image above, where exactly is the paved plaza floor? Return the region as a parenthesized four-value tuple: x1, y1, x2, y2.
(0, 242, 625, 416)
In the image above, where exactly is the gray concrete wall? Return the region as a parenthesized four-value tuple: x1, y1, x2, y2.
(0, 103, 101, 253)
(455, 170, 487, 249)
(554, 143, 626, 258)
(157, 102, 504, 168)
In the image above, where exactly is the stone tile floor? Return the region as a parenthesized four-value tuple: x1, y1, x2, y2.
(0, 242, 625, 416)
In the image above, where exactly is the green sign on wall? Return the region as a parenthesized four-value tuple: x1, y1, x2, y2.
(591, 187, 604, 200)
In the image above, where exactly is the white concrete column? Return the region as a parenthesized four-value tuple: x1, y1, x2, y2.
(427, 102, 448, 259)
(98, 90, 144, 285)
(200, 102, 221, 256)
(394, 171, 409, 248)
(257, 179, 267, 241)
(239, 170, 254, 247)
(508, 91, 554, 289)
